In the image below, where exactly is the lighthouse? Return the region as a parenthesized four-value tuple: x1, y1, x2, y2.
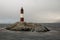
(20, 7, 24, 23)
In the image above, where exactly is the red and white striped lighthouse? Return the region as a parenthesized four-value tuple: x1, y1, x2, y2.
(20, 7, 24, 23)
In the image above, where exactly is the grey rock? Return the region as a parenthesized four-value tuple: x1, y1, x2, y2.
(5, 22, 50, 32)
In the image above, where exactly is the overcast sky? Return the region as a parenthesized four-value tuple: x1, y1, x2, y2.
(0, 0, 60, 23)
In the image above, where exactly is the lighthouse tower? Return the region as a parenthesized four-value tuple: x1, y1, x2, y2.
(20, 7, 24, 23)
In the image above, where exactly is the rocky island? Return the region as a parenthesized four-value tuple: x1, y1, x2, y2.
(5, 7, 50, 32)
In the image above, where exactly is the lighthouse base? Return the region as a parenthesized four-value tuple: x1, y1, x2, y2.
(5, 22, 50, 32)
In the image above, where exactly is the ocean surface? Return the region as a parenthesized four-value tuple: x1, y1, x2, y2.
(0, 23, 60, 40)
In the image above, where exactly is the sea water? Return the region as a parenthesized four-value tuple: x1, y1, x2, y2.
(0, 23, 60, 40)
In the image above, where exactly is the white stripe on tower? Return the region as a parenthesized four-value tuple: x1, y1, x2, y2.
(20, 7, 24, 23)
(20, 14, 24, 18)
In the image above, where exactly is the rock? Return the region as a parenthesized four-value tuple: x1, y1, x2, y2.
(35, 26, 50, 32)
(34, 24, 50, 32)
(5, 22, 50, 32)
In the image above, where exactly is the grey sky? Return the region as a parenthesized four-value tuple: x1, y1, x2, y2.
(0, 0, 60, 23)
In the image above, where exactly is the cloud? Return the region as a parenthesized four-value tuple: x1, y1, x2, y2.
(0, 0, 60, 23)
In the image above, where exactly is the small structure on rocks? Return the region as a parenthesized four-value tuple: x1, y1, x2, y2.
(5, 7, 50, 32)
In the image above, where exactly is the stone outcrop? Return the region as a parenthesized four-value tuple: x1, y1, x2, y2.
(5, 22, 50, 32)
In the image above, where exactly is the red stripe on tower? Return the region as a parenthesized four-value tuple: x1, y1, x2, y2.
(20, 7, 24, 23)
